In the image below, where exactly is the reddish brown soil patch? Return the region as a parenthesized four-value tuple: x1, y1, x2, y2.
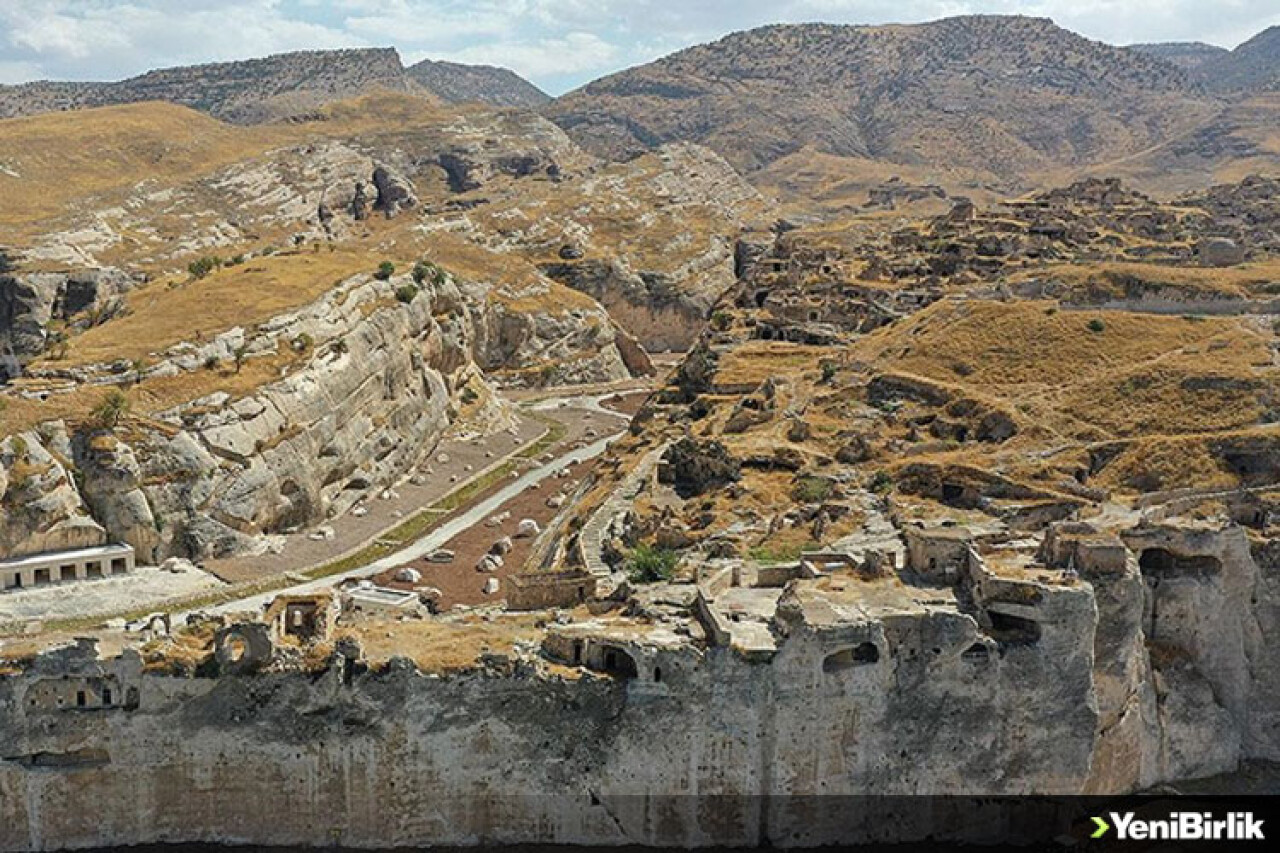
(373, 457, 597, 610)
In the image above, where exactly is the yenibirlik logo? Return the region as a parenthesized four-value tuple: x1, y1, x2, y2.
(1091, 811, 1265, 841)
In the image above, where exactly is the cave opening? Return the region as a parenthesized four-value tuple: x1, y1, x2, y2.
(1139, 548, 1222, 579)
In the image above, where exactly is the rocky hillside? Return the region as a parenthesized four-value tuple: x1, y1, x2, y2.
(1128, 41, 1228, 71)
(407, 59, 549, 107)
(545, 16, 1217, 182)
(0, 48, 548, 123)
(0, 93, 763, 560)
(1197, 26, 1280, 92)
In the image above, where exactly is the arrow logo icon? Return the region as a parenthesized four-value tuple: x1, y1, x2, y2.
(1091, 816, 1111, 839)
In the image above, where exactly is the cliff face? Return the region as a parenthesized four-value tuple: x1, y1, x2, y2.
(1, 272, 457, 562)
(0, 265, 639, 563)
(0, 98, 757, 562)
(0, 516, 1276, 849)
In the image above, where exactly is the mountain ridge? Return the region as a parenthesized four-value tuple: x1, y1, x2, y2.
(543, 15, 1218, 182)
(0, 47, 547, 123)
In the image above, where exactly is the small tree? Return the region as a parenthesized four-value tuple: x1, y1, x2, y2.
(130, 357, 148, 385)
(374, 261, 396, 281)
(233, 344, 249, 374)
(90, 389, 130, 430)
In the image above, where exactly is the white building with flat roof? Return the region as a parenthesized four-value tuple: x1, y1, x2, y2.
(0, 544, 135, 591)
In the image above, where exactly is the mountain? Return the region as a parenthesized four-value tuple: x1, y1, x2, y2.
(1198, 26, 1280, 92)
(407, 59, 549, 107)
(1127, 41, 1228, 70)
(0, 48, 417, 123)
(0, 48, 548, 124)
(544, 16, 1217, 183)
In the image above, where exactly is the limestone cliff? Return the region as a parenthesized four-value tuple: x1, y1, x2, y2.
(0, 263, 641, 563)
(2, 515, 1279, 848)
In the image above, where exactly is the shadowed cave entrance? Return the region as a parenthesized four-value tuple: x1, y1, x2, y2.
(1139, 548, 1222, 579)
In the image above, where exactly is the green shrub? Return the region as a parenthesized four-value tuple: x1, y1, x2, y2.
(868, 470, 893, 493)
(395, 283, 419, 304)
(374, 261, 395, 281)
(626, 544, 679, 583)
(1087, 318, 1106, 333)
(292, 333, 313, 352)
(203, 354, 221, 371)
(820, 359, 837, 383)
(412, 260, 439, 285)
(792, 475, 834, 503)
(710, 311, 732, 331)
(187, 256, 222, 279)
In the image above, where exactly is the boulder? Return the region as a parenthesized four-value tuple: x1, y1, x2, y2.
(483, 577, 500, 595)
(490, 536, 514, 556)
(659, 437, 741, 498)
(427, 549, 455, 563)
(515, 518, 541, 538)
(394, 567, 422, 583)
(418, 587, 442, 612)
(161, 557, 196, 574)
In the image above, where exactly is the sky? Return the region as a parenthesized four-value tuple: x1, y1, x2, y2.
(0, 1, 1277, 95)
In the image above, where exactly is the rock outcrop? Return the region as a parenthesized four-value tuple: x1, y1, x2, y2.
(0, 268, 134, 364)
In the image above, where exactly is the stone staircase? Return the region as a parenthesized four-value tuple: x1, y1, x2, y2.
(577, 443, 667, 578)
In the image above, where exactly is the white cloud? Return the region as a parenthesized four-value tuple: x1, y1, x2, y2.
(430, 31, 621, 78)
